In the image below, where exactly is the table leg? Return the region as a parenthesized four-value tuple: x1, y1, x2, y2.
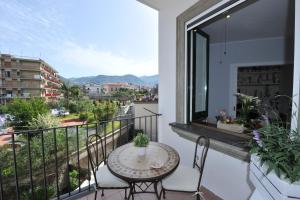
(127, 184, 134, 200)
(154, 181, 160, 200)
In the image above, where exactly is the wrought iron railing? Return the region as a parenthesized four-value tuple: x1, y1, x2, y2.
(0, 114, 160, 200)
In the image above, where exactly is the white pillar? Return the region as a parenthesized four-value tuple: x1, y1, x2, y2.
(292, 1, 300, 131)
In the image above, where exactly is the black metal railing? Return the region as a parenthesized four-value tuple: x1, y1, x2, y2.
(0, 114, 161, 200)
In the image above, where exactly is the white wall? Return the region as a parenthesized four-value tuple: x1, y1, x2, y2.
(208, 37, 292, 121)
(156, 0, 198, 144)
(292, 1, 300, 131)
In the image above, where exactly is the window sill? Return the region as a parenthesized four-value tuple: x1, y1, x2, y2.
(169, 122, 250, 162)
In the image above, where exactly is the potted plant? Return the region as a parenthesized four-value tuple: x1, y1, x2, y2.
(249, 123, 300, 199)
(235, 93, 263, 130)
(133, 133, 149, 156)
(215, 110, 245, 133)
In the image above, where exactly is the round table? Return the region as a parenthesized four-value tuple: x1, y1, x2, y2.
(107, 142, 180, 199)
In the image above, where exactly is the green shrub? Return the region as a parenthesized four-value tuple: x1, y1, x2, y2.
(87, 116, 94, 123)
(29, 114, 60, 129)
(0, 104, 8, 114)
(68, 100, 78, 113)
(79, 113, 88, 121)
(69, 169, 79, 190)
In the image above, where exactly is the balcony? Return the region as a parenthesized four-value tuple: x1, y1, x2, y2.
(0, 83, 21, 88)
(42, 76, 61, 85)
(45, 93, 61, 97)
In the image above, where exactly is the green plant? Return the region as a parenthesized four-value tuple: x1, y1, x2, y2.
(133, 133, 149, 147)
(250, 125, 300, 183)
(93, 101, 117, 121)
(68, 100, 78, 113)
(236, 93, 261, 129)
(29, 113, 60, 129)
(79, 112, 88, 121)
(7, 98, 49, 129)
(0, 104, 8, 114)
(69, 169, 79, 190)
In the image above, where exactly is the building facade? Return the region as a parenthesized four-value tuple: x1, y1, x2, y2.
(102, 82, 133, 94)
(0, 54, 61, 103)
(83, 83, 103, 96)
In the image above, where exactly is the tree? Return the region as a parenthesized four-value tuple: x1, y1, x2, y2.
(60, 83, 82, 110)
(29, 113, 60, 129)
(70, 85, 81, 100)
(93, 101, 117, 121)
(60, 82, 71, 108)
(0, 104, 8, 114)
(7, 98, 49, 129)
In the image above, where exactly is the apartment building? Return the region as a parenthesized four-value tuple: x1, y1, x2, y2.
(102, 82, 133, 94)
(83, 83, 103, 96)
(0, 54, 61, 103)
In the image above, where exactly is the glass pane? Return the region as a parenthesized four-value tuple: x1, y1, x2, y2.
(194, 32, 207, 113)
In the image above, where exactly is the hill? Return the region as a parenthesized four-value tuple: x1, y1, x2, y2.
(66, 74, 158, 86)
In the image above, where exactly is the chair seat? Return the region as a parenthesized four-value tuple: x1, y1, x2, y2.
(162, 165, 200, 192)
(95, 165, 129, 188)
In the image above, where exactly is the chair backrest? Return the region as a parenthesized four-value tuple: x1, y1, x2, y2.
(86, 134, 106, 187)
(193, 136, 210, 191)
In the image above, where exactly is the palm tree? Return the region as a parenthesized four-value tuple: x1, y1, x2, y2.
(60, 82, 71, 109)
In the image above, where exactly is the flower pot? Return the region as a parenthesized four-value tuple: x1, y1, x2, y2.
(249, 154, 300, 200)
(137, 147, 147, 156)
(216, 121, 244, 133)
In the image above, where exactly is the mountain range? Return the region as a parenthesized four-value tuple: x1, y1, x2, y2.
(65, 74, 158, 86)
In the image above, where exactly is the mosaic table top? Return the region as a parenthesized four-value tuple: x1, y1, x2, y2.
(107, 142, 180, 182)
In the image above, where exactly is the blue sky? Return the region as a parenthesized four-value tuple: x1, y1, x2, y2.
(0, 0, 158, 78)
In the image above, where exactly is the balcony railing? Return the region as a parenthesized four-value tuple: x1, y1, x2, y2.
(0, 114, 160, 200)
(45, 93, 61, 97)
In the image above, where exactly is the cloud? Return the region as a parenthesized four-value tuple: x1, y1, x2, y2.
(60, 42, 158, 77)
(0, 0, 65, 47)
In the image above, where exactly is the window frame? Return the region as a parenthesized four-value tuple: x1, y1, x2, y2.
(187, 29, 210, 123)
(176, 0, 248, 124)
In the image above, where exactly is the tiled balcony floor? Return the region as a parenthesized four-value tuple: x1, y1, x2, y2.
(78, 186, 222, 200)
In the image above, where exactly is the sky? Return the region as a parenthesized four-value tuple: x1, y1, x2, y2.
(0, 0, 158, 78)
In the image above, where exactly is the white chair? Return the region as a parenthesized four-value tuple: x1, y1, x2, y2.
(160, 136, 210, 200)
(87, 134, 130, 200)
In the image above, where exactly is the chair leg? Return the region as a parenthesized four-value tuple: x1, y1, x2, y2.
(101, 189, 104, 196)
(162, 188, 166, 199)
(94, 190, 98, 200)
(159, 188, 163, 200)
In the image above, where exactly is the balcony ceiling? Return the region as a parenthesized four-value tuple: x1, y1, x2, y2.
(202, 0, 293, 43)
(137, 0, 198, 10)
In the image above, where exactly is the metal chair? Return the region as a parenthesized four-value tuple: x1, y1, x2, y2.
(86, 134, 130, 200)
(160, 136, 210, 200)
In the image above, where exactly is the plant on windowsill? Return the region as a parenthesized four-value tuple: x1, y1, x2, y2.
(133, 133, 149, 156)
(215, 110, 245, 133)
(235, 93, 263, 130)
